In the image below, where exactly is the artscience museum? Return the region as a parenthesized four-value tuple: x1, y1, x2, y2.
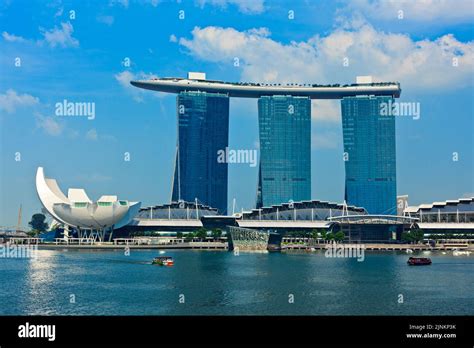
(35, 167, 141, 241)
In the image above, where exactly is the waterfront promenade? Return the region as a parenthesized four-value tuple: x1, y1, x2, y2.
(282, 242, 473, 251)
(4, 237, 228, 250)
(36, 241, 228, 250)
(3, 236, 473, 252)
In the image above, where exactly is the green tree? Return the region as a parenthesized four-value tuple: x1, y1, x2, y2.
(411, 229, 424, 243)
(184, 232, 194, 242)
(326, 232, 334, 241)
(195, 228, 208, 241)
(28, 213, 48, 236)
(334, 231, 345, 242)
(211, 228, 222, 241)
(402, 229, 424, 243)
(401, 232, 413, 243)
(320, 230, 327, 242)
(26, 230, 38, 237)
(176, 231, 183, 239)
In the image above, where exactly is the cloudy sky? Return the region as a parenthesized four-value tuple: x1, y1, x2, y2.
(0, 0, 473, 227)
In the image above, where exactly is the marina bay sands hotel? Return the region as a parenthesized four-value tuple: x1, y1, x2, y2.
(131, 73, 401, 215)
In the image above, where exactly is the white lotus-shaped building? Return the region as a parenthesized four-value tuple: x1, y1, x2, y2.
(36, 167, 141, 230)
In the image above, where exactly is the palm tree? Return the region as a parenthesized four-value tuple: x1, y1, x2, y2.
(334, 231, 345, 243)
(320, 230, 327, 243)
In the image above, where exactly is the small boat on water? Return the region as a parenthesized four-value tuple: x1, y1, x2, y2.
(406, 249, 414, 254)
(152, 256, 174, 266)
(407, 257, 432, 266)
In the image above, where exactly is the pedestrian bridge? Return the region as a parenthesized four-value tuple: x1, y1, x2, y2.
(131, 219, 203, 228)
(417, 222, 474, 230)
(236, 220, 332, 229)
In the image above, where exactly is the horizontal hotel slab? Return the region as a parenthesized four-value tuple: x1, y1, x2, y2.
(130, 79, 401, 99)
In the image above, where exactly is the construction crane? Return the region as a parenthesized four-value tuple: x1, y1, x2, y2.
(16, 204, 22, 233)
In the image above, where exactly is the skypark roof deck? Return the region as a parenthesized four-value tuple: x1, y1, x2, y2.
(130, 76, 401, 99)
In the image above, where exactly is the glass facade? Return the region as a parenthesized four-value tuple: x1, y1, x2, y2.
(171, 91, 229, 214)
(256, 95, 311, 208)
(341, 96, 397, 215)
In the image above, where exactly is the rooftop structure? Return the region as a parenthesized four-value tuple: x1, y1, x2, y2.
(130, 75, 401, 99)
(241, 199, 367, 221)
(404, 197, 474, 213)
(137, 201, 219, 220)
(404, 197, 474, 223)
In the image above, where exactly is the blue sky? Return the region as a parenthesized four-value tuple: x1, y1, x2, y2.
(0, 0, 473, 227)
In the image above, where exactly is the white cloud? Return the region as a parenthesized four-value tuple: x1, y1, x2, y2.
(343, 0, 474, 23)
(34, 113, 63, 136)
(109, 0, 129, 8)
(247, 27, 271, 37)
(2, 31, 27, 43)
(97, 15, 115, 26)
(115, 70, 135, 88)
(84, 128, 116, 141)
(0, 89, 39, 113)
(179, 24, 474, 98)
(40, 22, 79, 48)
(115, 71, 143, 102)
(86, 128, 98, 141)
(169, 34, 177, 43)
(54, 7, 64, 18)
(108, 0, 264, 12)
(68, 129, 80, 139)
(312, 100, 340, 123)
(196, 0, 265, 14)
(312, 130, 341, 149)
(115, 70, 159, 102)
(2, 23, 79, 48)
(148, 0, 161, 7)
